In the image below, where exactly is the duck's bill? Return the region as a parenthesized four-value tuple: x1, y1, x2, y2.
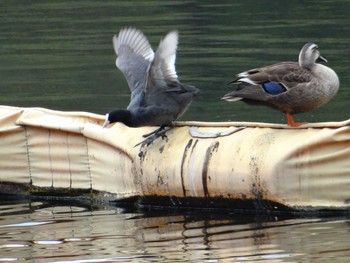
(316, 55, 328, 63)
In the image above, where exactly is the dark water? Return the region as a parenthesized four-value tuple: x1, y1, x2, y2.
(1, 198, 350, 262)
(1, 0, 349, 122)
(1, 1, 350, 262)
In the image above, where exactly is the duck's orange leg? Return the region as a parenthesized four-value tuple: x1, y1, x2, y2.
(286, 112, 307, 127)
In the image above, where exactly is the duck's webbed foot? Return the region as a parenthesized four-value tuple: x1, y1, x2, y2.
(135, 125, 172, 147)
(286, 112, 307, 127)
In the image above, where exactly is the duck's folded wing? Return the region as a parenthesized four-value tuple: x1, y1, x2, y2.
(149, 31, 179, 90)
(224, 62, 314, 101)
(113, 27, 155, 95)
(222, 83, 272, 101)
(239, 62, 312, 89)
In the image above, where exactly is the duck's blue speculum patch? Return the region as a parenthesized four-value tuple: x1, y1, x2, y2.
(262, 82, 287, 95)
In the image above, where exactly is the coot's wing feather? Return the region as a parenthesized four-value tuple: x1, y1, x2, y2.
(113, 27, 155, 95)
(148, 31, 179, 91)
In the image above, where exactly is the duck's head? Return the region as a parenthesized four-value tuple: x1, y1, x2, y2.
(299, 43, 327, 69)
(102, 110, 132, 128)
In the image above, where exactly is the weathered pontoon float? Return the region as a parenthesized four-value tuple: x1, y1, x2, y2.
(0, 105, 349, 212)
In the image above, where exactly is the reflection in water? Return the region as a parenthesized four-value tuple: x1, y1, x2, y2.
(0, 198, 350, 262)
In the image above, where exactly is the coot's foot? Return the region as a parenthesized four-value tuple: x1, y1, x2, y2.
(135, 126, 171, 147)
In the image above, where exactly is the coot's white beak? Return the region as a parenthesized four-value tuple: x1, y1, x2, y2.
(102, 114, 110, 128)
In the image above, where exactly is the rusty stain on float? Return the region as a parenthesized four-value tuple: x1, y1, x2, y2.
(180, 139, 193, 197)
(202, 141, 220, 198)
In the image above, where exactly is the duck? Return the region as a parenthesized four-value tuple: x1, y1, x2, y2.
(222, 43, 339, 127)
(103, 27, 199, 144)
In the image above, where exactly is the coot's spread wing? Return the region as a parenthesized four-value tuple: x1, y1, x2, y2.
(113, 27, 155, 96)
(148, 31, 179, 91)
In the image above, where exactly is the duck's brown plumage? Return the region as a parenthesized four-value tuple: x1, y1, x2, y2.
(223, 43, 339, 127)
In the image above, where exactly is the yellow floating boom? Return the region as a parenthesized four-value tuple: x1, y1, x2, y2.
(0, 105, 349, 212)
